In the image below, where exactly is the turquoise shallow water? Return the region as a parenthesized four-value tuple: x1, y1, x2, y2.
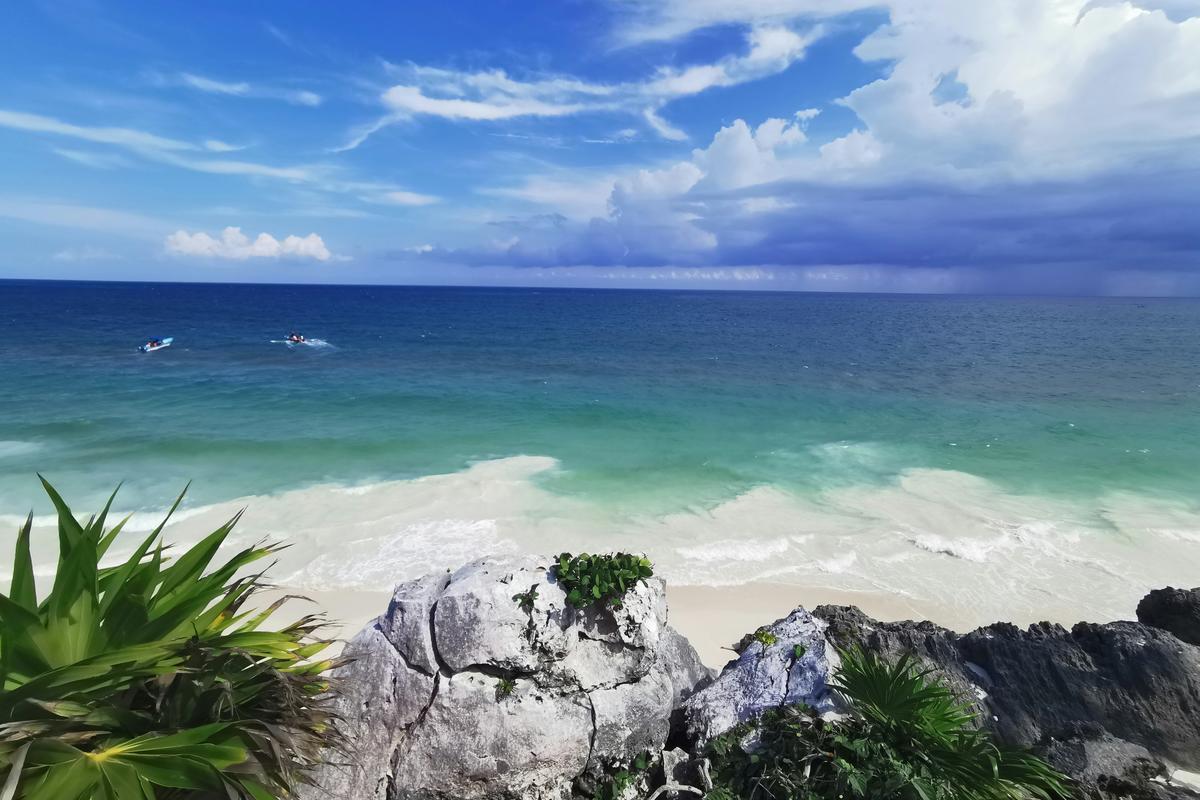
(1, 281, 1198, 625)
(1, 280, 1196, 512)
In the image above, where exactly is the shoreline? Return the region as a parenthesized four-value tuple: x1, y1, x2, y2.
(274, 579, 1122, 669)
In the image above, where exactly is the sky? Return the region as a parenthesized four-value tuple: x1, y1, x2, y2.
(1, 0, 1199, 294)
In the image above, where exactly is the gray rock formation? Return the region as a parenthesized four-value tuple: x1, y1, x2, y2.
(1138, 587, 1200, 646)
(304, 556, 711, 800)
(814, 601, 1200, 800)
(681, 607, 839, 745)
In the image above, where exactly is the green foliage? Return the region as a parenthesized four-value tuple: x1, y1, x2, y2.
(751, 628, 778, 648)
(593, 752, 652, 800)
(495, 678, 516, 701)
(511, 587, 539, 612)
(554, 553, 653, 610)
(792, 644, 807, 659)
(705, 646, 1072, 800)
(0, 479, 342, 800)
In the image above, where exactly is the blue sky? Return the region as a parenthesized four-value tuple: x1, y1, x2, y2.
(2, 0, 1199, 294)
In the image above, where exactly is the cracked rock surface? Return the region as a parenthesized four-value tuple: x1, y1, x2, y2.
(301, 555, 711, 800)
(681, 607, 839, 745)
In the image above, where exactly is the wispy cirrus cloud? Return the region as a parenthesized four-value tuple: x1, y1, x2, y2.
(0, 109, 195, 151)
(171, 72, 323, 106)
(51, 147, 135, 170)
(52, 245, 123, 262)
(0, 196, 170, 238)
(0, 108, 436, 206)
(337, 25, 822, 150)
(609, 0, 877, 45)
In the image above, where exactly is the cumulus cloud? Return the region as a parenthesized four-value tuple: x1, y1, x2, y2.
(165, 227, 334, 261)
(339, 25, 822, 149)
(437, 0, 1200, 294)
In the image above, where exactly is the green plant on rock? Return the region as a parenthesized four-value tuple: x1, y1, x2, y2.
(494, 678, 516, 701)
(705, 646, 1071, 800)
(0, 478, 343, 800)
(593, 752, 652, 800)
(554, 552, 653, 610)
(751, 628, 778, 648)
(511, 587, 539, 612)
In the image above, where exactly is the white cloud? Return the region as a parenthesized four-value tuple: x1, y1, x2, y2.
(179, 73, 323, 106)
(482, 173, 619, 219)
(0, 197, 168, 237)
(1, 108, 426, 205)
(51, 148, 134, 169)
(642, 108, 688, 141)
(377, 189, 440, 206)
(0, 109, 195, 151)
(181, 73, 250, 96)
(52, 246, 123, 262)
(382, 85, 589, 121)
(613, 0, 877, 44)
(822, 0, 1200, 180)
(165, 227, 334, 261)
(203, 139, 244, 152)
(343, 25, 821, 148)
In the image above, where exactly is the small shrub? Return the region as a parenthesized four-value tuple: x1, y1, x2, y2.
(512, 586, 539, 612)
(554, 552, 653, 610)
(792, 644, 807, 659)
(495, 677, 516, 701)
(752, 627, 778, 647)
(704, 646, 1072, 800)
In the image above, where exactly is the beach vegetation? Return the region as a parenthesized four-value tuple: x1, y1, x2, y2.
(495, 677, 516, 701)
(554, 552, 653, 610)
(704, 646, 1071, 800)
(592, 751, 652, 800)
(511, 587, 539, 612)
(0, 478, 342, 800)
(751, 628, 778, 648)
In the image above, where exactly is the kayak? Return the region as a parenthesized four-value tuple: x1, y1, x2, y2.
(139, 337, 173, 353)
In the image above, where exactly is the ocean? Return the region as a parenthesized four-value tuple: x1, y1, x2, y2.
(1, 280, 1198, 626)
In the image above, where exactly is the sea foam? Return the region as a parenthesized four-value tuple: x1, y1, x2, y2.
(2, 455, 1198, 633)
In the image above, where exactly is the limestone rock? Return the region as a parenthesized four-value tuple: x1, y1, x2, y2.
(681, 607, 838, 745)
(301, 555, 709, 800)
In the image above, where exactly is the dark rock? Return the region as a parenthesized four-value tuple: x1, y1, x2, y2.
(1138, 587, 1200, 646)
(1040, 729, 1200, 800)
(814, 602, 1200, 798)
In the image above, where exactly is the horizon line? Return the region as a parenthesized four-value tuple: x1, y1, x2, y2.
(0, 276, 1194, 301)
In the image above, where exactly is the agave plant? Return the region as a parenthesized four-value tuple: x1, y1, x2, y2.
(0, 478, 343, 800)
(705, 646, 1072, 800)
